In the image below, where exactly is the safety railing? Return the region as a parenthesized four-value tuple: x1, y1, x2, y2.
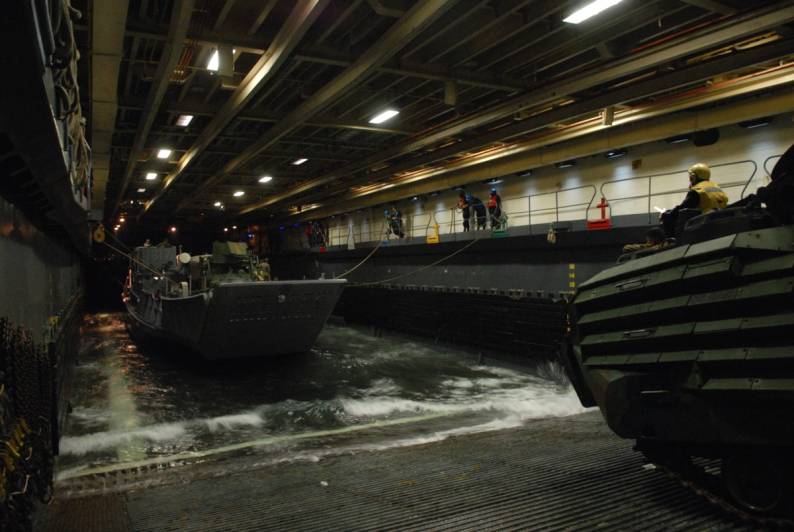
(323, 185, 599, 246)
(398, 185, 598, 241)
(600, 160, 758, 225)
(321, 155, 776, 247)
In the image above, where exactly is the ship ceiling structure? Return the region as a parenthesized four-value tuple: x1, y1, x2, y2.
(73, 0, 794, 227)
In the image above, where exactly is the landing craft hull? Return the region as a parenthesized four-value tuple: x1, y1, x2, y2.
(125, 279, 346, 359)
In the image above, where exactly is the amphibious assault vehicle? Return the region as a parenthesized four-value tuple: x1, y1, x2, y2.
(561, 145, 794, 517)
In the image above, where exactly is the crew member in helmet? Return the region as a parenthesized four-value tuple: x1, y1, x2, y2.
(386, 205, 405, 238)
(487, 188, 502, 229)
(469, 194, 487, 230)
(456, 192, 471, 232)
(661, 163, 728, 237)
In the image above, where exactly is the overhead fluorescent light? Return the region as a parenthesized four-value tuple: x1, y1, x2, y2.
(563, 0, 623, 24)
(170, 226, 177, 233)
(258, 175, 273, 183)
(156, 148, 172, 159)
(665, 134, 691, 144)
(233, 190, 245, 197)
(145, 172, 157, 180)
(739, 117, 772, 129)
(213, 201, 222, 207)
(482, 178, 503, 185)
(223, 227, 228, 232)
(411, 196, 419, 201)
(176, 114, 194, 127)
(605, 148, 627, 159)
(207, 49, 219, 71)
(119, 217, 126, 223)
(137, 188, 146, 193)
(292, 158, 308, 166)
(555, 160, 577, 169)
(232, 225, 238, 230)
(517, 169, 533, 177)
(369, 109, 399, 124)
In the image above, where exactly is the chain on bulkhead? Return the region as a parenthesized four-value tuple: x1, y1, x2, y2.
(0, 318, 57, 531)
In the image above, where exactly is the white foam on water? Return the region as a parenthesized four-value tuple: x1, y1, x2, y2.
(60, 422, 188, 456)
(341, 361, 588, 424)
(61, 410, 266, 455)
(203, 412, 265, 432)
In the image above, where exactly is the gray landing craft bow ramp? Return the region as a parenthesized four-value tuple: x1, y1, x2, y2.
(39, 411, 748, 531)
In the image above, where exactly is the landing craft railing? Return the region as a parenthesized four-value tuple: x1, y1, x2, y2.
(600, 160, 757, 226)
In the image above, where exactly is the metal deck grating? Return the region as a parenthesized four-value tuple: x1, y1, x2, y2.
(40, 412, 750, 531)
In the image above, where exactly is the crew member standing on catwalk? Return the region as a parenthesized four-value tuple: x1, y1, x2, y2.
(457, 192, 471, 232)
(469, 194, 487, 230)
(487, 188, 502, 229)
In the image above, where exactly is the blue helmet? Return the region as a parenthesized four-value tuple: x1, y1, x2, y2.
(465, 194, 472, 202)
(490, 187, 497, 194)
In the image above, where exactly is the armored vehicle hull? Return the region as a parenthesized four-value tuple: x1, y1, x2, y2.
(563, 220, 794, 515)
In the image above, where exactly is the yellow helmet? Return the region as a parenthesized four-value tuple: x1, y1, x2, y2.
(688, 163, 710, 182)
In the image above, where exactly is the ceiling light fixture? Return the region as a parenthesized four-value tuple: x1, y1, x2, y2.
(207, 49, 219, 71)
(213, 201, 222, 207)
(170, 226, 177, 233)
(145, 172, 157, 180)
(555, 160, 577, 169)
(258, 175, 273, 183)
(137, 188, 146, 193)
(292, 158, 308, 166)
(605, 148, 628, 159)
(739, 117, 772, 129)
(233, 190, 245, 197)
(665, 134, 691, 144)
(176, 114, 194, 127)
(563, 0, 623, 24)
(369, 109, 399, 124)
(156, 148, 172, 159)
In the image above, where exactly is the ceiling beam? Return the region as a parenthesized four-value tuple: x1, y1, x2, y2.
(90, 0, 130, 213)
(248, 0, 279, 35)
(238, 1, 794, 214)
(294, 47, 529, 91)
(110, 0, 195, 218)
(213, 0, 237, 31)
(118, 100, 418, 134)
(113, 22, 528, 92)
(367, 0, 406, 18)
(680, 0, 737, 15)
(173, 0, 457, 213)
(280, 38, 794, 210)
(292, 83, 794, 221)
(144, 0, 330, 215)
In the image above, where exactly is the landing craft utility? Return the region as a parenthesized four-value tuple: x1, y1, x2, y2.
(124, 241, 345, 359)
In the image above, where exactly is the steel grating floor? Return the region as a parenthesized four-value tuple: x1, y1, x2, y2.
(38, 412, 750, 531)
